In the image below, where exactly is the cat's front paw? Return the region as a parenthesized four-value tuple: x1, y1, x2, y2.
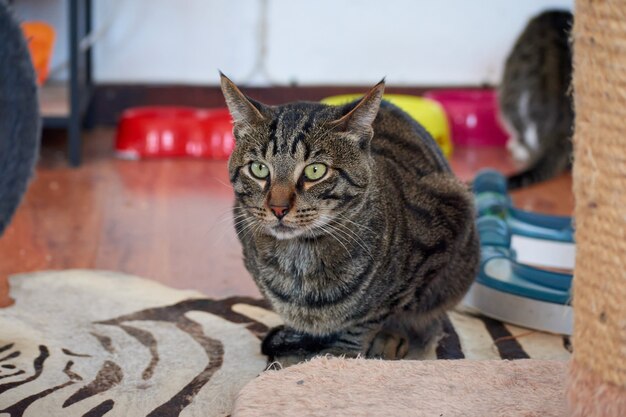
(261, 325, 336, 367)
(262, 325, 302, 358)
(366, 330, 409, 360)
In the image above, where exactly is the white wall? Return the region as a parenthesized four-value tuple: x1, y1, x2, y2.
(15, 0, 574, 86)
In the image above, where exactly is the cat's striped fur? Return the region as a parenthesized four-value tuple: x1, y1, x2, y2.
(221, 74, 479, 365)
(499, 10, 574, 190)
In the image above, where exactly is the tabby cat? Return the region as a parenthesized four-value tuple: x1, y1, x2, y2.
(499, 10, 574, 189)
(221, 73, 479, 366)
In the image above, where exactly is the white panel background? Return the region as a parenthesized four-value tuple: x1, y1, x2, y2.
(14, 0, 574, 86)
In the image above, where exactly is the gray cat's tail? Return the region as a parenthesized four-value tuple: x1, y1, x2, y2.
(0, 1, 41, 235)
(506, 152, 571, 190)
(507, 167, 548, 190)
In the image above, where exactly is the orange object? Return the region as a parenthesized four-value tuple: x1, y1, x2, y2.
(21, 22, 55, 85)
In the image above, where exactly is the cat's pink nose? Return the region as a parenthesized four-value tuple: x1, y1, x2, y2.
(269, 205, 290, 220)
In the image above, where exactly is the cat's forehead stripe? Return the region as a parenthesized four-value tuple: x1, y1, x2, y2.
(288, 113, 312, 156)
(277, 110, 297, 153)
(275, 109, 288, 153)
(267, 116, 279, 157)
(259, 141, 268, 158)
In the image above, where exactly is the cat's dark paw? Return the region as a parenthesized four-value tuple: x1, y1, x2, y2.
(261, 325, 297, 358)
(261, 325, 337, 365)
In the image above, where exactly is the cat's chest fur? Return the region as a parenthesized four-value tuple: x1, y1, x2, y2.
(275, 240, 317, 276)
(259, 238, 324, 280)
(251, 236, 363, 334)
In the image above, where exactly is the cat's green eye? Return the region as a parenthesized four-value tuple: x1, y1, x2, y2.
(303, 163, 328, 181)
(250, 161, 270, 179)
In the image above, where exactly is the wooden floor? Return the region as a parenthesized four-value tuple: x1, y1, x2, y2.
(0, 128, 574, 306)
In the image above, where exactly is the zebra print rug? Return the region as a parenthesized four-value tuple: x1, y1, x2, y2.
(0, 270, 571, 417)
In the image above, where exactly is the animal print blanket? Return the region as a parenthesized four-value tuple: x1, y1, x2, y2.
(0, 270, 571, 417)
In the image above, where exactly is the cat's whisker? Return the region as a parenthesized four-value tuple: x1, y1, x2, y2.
(212, 212, 249, 231)
(211, 177, 234, 189)
(231, 213, 249, 221)
(248, 221, 266, 240)
(330, 218, 372, 248)
(313, 219, 352, 259)
(207, 212, 241, 237)
(224, 212, 249, 223)
(213, 207, 246, 226)
(231, 210, 253, 219)
(226, 205, 265, 221)
(233, 217, 254, 229)
(320, 215, 373, 260)
(320, 227, 351, 259)
(239, 218, 266, 242)
(335, 213, 376, 234)
(328, 218, 372, 242)
(325, 214, 372, 248)
(237, 218, 258, 235)
(209, 214, 251, 249)
(236, 218, 259, 241)
(334, 229, 373, 260)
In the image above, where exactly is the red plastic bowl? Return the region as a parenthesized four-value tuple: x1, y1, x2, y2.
(423, 89, 509, 147)
(115, 107, 235, 160)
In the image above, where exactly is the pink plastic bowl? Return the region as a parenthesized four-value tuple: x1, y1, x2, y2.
(423, 89, 509, 147)
(115, 107, 235, 160)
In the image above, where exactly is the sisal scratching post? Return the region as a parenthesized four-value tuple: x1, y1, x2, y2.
(568, 1, 626, 415)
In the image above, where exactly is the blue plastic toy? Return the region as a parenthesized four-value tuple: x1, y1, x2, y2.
(463, 170, 574, 335)
(473, 169, 574, 242)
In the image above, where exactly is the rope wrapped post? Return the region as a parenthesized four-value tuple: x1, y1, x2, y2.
(569, 1, 626, 415)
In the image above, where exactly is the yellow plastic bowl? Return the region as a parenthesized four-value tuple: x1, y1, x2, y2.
(321, 94, 453, 158)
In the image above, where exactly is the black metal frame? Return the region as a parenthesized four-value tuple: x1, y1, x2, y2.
(42, 0, 93, 167)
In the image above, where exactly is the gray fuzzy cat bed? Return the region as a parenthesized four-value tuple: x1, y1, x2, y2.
(0, 1, 40, 235)
(0, 270, 570, 416)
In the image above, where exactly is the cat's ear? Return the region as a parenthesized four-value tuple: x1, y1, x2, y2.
(331, 79, 385, 137)
(220, 72, 267, 126)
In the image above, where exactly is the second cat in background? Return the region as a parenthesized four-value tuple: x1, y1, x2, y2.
(499, 10, 574, 190)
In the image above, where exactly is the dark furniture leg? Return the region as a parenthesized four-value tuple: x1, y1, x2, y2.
(68, 0, 80, 166)
(67, 0, 92, 167)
